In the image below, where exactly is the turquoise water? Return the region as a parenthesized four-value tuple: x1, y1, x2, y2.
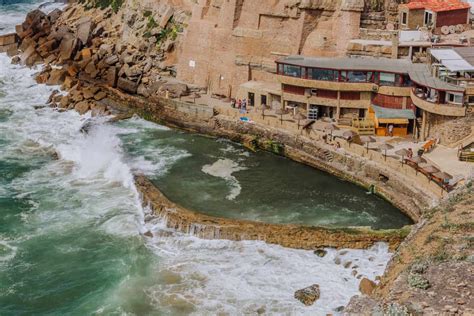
(0, 2, 404, 315)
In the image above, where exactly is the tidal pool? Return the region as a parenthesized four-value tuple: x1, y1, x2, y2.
(117, 119, 413, 230)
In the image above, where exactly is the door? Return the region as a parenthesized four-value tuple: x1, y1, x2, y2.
(261, 94, 267, 107)
(248, 92, 255, 107)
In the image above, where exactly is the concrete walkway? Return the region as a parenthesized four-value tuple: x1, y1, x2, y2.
(424, 145, 473, 179)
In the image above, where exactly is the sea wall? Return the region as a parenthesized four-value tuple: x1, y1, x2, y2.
(135, 175, 408, 250)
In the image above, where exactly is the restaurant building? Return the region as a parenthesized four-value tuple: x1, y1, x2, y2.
(238, 54, 471, 139)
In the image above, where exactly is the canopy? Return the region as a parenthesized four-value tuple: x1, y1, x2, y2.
(430, 48, 474, 72)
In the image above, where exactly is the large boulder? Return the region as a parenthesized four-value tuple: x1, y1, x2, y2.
(294, 284, 320, 306)
(117, 77, 138, 94)
(20, 44, 40, 66)
(59, 37, 79, 61)
(22, 9, 47, 34)
(47, 9, 62, 24)
(159, 82, 189, 98)
(75, 17, 94, 46)
(359, 278, 376, 295)
(46, 69, 67, 85)
(75, 101, 90, 115)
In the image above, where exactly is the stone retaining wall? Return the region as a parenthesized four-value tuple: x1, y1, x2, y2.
(136, 175, 408, 250)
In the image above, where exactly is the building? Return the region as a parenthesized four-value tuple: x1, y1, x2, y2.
(238, 54, 472, 139)
(399, 0, 471, 33)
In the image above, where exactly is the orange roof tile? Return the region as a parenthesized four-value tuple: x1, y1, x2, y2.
(401, 0, 471, 12)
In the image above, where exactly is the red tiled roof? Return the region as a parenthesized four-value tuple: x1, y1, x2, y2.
(401, 0, 471, 12)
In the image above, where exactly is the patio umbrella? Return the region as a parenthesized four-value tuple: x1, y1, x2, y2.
(379, 143, 394, 161)
(395, 148, 410, 165)
(324, 123, 339, 139)
(343, 130, 357, 140)
(360, 136, 376, 153)
(293, 112, 307, 130)
(274, 108, 287, 124)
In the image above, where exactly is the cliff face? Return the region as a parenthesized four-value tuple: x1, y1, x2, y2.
(107, 0, 400, 96)
(175, 0, 365, 95)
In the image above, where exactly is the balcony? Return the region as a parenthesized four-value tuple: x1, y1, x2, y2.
(410, 90, 466, 117)
(278, 75, 377, 92)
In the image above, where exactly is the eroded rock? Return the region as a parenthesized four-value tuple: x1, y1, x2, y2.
(294, 284, 320, 306)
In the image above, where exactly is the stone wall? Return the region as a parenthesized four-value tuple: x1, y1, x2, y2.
(136, 175, 408, 250)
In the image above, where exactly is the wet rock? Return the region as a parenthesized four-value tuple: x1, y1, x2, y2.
(59, 95, 70, 109)
(11, 55, 21, 65)
(74, 100, 90, 115)
(335, 306, 344, 312)
(47, 89, 60, 104)
(343, 261, 353, 269)
(314, 249, 327, 257)
(334, 257, 341, 265)
(359, 278, 376, 295)
(144, 231, 153, 238)
(20, 44, 40, 66)
(256, 306, 265, 314)
(91, 104, 107, 117)
(46, 69, 67, 85)
(22, 9, 47, 34)
(294, 284, 320, 306)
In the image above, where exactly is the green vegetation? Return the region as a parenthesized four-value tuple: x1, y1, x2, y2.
(79, 0, 124, 13)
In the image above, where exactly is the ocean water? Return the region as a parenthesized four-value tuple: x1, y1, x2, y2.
(0, 2, 398, 315)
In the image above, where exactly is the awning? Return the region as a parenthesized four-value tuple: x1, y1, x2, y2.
(430, 48, 474, 72)
(442, 59, 474, 72)
(371, 105, 416, 120)
(378, 118, 409, 124)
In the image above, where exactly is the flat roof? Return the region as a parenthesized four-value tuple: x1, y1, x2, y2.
(239, 80, 281, 95)
(277, 55, 426, 74)
(372, 105, 416, 119)
(430, 48, 474, 72)
(409, 69, 465, 91)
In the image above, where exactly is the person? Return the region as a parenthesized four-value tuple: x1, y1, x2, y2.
(388, 124, 394, 137)
(407, 148, 413, 159)
(335, 142, 341, 149)
(231, 98, 236, 108)
(237, 99, 242, 109)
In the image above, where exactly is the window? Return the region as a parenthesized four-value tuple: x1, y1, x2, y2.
(401, 11, 408, 25)
(424, 11, 433, 26)
(446, 93, 463, 104)
(283, 64, 302, 78)
(469, 96, 474, 104)
(308, 68, 336, 81)
(379, 73, 396, 86)
(278, 63, 284, 75)
(347, 71, 367, 82)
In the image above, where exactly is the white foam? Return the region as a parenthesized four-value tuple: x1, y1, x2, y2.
(144, 232, 391, 315)
(202, 158, 246, 200)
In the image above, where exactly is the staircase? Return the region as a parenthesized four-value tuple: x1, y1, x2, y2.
(321, 149, 334, 162)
